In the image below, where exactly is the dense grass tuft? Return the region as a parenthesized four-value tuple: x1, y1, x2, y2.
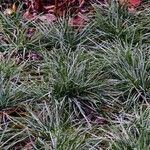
(0, 2, 150, 149)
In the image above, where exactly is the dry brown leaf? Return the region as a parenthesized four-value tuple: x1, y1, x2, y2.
(118, 0, 128, 5)
(3, 2, 17, 15)
(23, 10, 34, 20)
(4, 8, 14, 15)
(39, 14, 56, 23)
(44, 5, 55, 13)
(12, 3, 17, 12)
(69, 13, 89, 27)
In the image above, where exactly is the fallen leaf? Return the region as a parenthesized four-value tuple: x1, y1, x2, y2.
(23, 10, 34, 20)
(25, 51, 42, 61)
(118, 0, 128, 5)
(44, 5, 55, 13)
(129, 0, 142, 6)
(26, 28, 36, 38)
(128, 6, 137, 13)
(4, 8, 14, 15)
(12, 2, 17, 12)
(79, 0, 85, 8)
(69, 13, 89, 27)
(39, 13, 56, 23)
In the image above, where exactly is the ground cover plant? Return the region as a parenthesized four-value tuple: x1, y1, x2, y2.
(0, 0, 150, 149)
